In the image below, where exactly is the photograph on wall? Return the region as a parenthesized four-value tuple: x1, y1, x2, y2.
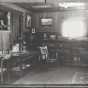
(26, 15, 31, 28)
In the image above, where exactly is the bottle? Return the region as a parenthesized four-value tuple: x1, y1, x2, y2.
(32, 28, 36, 34)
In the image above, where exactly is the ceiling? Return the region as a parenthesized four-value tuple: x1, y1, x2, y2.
(1, 0, 88, 12)
(13, 1, 88, 12)
(0, 0, 44, 3)
(0, 0, 88, 3)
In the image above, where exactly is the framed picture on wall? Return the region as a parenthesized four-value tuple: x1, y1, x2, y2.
(40, 18, 53, 26)
(26, 15, 31, 28)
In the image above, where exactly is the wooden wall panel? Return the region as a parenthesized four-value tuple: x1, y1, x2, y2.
(32, 11, 64, 34)
(32, 10, 88, 36)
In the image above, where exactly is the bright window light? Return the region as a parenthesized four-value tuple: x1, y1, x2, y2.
(62, 17, 86, 39)
(59, 2, 85, 8)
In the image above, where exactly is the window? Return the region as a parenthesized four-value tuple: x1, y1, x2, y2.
(61, 17, 86, 39)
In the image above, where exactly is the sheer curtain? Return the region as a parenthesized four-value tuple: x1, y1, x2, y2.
(0, 31, 11, 52)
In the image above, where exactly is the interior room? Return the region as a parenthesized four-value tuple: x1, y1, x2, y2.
(0, 0, 88, 86)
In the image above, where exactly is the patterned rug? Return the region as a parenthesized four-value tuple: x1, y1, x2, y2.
(72, 72, 88, 84)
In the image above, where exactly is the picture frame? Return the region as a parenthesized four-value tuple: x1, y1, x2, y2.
(26, 15, 31, 28)
(40, 17, 53, 26)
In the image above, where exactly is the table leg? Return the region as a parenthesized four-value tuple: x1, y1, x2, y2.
(1, 58, 4, 84)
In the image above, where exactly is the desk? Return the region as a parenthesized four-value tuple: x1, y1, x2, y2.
(0, 51, 38, 83)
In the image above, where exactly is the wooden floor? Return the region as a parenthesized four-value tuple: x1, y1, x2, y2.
(13, 64, 88, 84)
